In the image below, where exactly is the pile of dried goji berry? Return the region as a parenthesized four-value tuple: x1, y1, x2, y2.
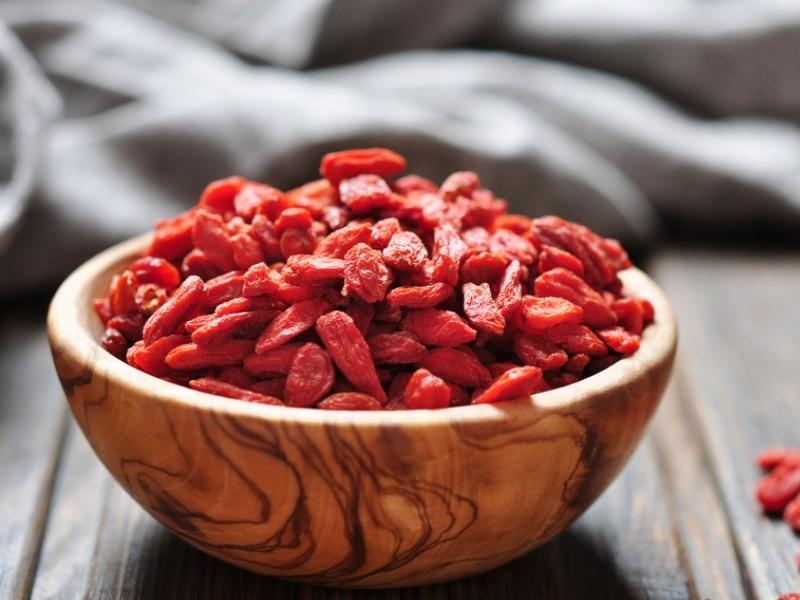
(94, 148, 653, 410)
(756, 448, 800, 570)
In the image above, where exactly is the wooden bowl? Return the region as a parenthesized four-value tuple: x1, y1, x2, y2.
(47, 233, 677, 588)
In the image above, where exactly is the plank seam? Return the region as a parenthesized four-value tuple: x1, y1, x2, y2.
(12, 407, 71, 600)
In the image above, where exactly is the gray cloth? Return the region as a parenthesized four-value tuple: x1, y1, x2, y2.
(1, 0, 799, 296)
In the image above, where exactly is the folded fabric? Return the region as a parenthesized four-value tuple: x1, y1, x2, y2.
(0, 0, 798, 296)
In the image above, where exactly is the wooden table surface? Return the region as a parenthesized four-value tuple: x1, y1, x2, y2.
(2, 247, 799, 599)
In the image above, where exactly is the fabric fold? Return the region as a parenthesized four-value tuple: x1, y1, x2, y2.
(0, 0, 798, 296)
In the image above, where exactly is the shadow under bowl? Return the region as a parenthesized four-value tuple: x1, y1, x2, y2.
(47, 233, 677, 588)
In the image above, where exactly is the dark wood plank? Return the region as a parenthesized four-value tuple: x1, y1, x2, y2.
(652, 249, 800, 599)
(552, 437, 692, 600)
(650, 379, 745, 599)
(0, 301, 70, 599)
(29, 423, 111, 600)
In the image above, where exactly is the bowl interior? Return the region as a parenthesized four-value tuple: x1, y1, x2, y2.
(50, 232, 677, 427)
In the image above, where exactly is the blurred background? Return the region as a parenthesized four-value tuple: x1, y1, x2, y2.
(2, 0, 800, 294)
(1, 0, 799, 598)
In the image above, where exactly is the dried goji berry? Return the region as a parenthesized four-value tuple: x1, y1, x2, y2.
(532, 216, 630, 287)
(314, 221, 372, 257)
(494, 214, 533, 235)
(490, 229, 536, 265)
(128, 334, 188, 378)
(255, 298, 331, 353)
(134, 284, 168, 315)
(190, 377, 283, 405)
(230, 232, 265, 270)
(184, 314, 215, 334)
(316, 311, 387, 403)
(280, 227, 317, 258)
(392, 174, 438, 195)
(369, 218, 401, 249)
(320, 148, 407, 186)
(317, 392, 383, 411)
(166, 338, 255, 370)
(243, 263, 320, 303)
(285, 342, 335, 407)
(148, 210, 195, 261)
(199, 176, 246, 213)
(462, 282, 505, 336)
(181, 248, 219, 280)
(597, 326, 641, 355)
(93, 298, 113, 324)
(461, 252, 508, 284)
(440, 171, 479, 203)
(402, 308, 476, 347)
(388, 372, 412, 402)
(472, 366, 543, 404)
(343, 243, 392, 303)
(488, 362, 518, 378)
(564, 353, 590, 375)
(101, 328, 128, 358)
(495, 259, 523, 318)
(107, 313, 145, 342)
(512, 334, 568, 371)
(419, 347, 491, 388)
(534, 268, 617, 328)
(448, 383, 470, 406)
(205, 271, 244, 307)
(344, 299, 374, 335)
(544, 324, 608, 357)
(109, 271, 138, 316)
(340, 174, 393, 215)
(193, 209, 237, 272)
(282, 255, 345, 286)
(456, 191, 505, 229)
(758, 449, 800, 471)
(322, 206, 349, 231)
(275, 207, 313, 233)
(757, 459, 800, 512)
(404, 368, 451, 409)
(382, 231, 428, 272)
(214, 296, 282, 316)
(244, 343, 302, 376)
(784, 494, 800, 531)
(234, 182, 285, 221)
(142, 275, 206, 345)
(191, 310, 278, 346)
(538, 245, 585, 276)
(129, 257, 181, 289)
(384, 282, 451, 309)
(641, 299, 655, 323)
(432, 224, 467, 285)
(612, 298, 645, 335)
(548, 373, 579, 388)
(251, 214, 283, 261)
(250, 377, 286, 398)
(373, 302, 403, 323)
(217, 366, 256, 388)
(286, 179, 337, 217)
(368, 331, 427, 365)
(515, 295, 583, 334)
(461, 226, 491, 249)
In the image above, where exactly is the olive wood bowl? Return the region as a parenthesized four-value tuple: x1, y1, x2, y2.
(47, 233, 677, 588)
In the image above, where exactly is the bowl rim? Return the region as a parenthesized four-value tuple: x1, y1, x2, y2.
(48, 232, 677, 428)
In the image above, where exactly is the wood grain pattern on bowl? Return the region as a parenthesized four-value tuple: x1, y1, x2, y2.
(47, 233, 677, 588)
